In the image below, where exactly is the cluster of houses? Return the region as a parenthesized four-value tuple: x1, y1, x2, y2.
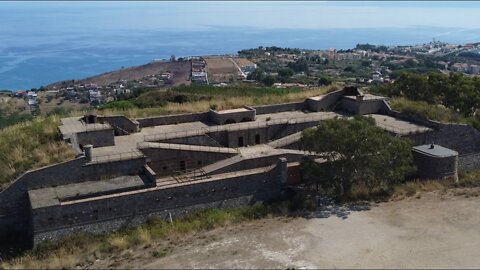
(190, 57, 208, 84)
(449, 63, 480, 75)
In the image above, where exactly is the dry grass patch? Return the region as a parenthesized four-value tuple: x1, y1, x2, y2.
(101, 85, 336, 118)
(0, 115, 76, 190)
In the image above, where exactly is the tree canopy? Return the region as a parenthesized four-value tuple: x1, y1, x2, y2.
(376, 72, 480, 116)
(300, 116, 415, 198)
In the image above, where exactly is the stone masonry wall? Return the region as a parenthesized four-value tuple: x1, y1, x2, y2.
(76, 129, 115, 148)
(0, 156, 145, 237)
(252, 101, 306, 115)
(136, 112, 209, 128)
(98, 115, 140, 134)
(31, 165, 283, 245)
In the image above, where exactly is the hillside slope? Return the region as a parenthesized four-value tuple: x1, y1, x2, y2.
(47, 61, 191, 88)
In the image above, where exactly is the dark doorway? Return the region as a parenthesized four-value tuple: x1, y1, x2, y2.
(180, 160, 186, 171)
(255, 134, 261, 144)
(238, 136, 244, 147)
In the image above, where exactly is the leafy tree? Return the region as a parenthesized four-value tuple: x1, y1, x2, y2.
(247, 68, 266, 81)
(343, 66, 355, 73)
(300, 116, 415, 199)
(262, 75, 275, 86)
(278, 67, 294, 78)
(318, 77, 332, 86)
(288, 59, 309, 74)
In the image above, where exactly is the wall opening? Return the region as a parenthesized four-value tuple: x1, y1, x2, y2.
(238, 136, 244, 147)
(255, 134, 260, 144)
(180, 160, 186, 171)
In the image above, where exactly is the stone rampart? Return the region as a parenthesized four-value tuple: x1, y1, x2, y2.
(0, 156, 145, 237)
(76, 128, 115, 148)
(31, 164, 284, 245)
(306, 89, 345, 112)
(136, 112, 209, 128)
(252, 101, 306, 115)
(98, 115, 140, 134)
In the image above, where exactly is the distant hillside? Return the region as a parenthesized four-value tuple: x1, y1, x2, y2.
(47, 61, 191, 89)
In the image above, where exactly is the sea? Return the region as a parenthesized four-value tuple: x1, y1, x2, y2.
(1, 1, 479, 91)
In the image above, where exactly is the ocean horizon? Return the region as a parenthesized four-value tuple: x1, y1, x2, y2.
(1, 1, 480, 90)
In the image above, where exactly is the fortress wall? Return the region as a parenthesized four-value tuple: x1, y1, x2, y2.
(98, 115, 139, 134)
(207, 153, 306, 175)
(208, 108, 256, 125)
(31, 166, 283, 245)
(405, 124, 480, 155)
(252, 101, 306, 115)
(306, 89, 345, 112)
(141, 148, 236, 176)
(459, 153, 480, 172)
(341, 98, 386, 115)
(162, 135, 222, 147)
(136, 112, 209, 128)
(76, 129, 115, 147)
(0, 156, 145, 237)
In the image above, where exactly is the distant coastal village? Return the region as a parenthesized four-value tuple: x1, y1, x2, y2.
(2, 40, 480, 117)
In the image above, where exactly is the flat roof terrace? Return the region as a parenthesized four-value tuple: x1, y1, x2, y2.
(90, 110, 339, 161)
(369, 114, 432, 135)
(59, 117, 111, 139)
(29, 175, 147, 209)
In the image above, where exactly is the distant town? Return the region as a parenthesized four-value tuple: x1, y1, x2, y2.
(2, 40, 480, 117)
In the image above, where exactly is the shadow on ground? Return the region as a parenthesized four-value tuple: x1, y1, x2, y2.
(295, 195, 377, 220)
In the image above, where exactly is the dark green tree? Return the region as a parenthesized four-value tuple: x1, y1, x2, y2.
(318, 77, 332, 86)
(300, 116, 415, 198)
(262, 75, 275, 86)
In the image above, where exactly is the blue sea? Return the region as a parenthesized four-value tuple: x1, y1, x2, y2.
(1, 1, 480, 90)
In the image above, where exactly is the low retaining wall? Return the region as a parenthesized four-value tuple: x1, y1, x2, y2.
(252, 101, 306, 115)
(98, 115, 140, 134)
(137, 112, 209, 128)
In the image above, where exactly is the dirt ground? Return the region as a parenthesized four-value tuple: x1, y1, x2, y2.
(205, 56, 247, 83)
(92, 190, 480, 269)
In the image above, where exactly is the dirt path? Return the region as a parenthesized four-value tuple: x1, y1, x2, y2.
(93, 191, 480, 269)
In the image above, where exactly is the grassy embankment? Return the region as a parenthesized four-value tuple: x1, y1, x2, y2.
(100, 84, 336, 118)
(0, 115, 76, 190)
(389, 97, 480, 130)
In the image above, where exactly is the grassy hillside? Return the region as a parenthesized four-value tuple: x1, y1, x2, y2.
(0, 116, 75, 190)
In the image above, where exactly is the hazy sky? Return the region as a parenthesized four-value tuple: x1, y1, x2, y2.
(2, 1, 480, 32)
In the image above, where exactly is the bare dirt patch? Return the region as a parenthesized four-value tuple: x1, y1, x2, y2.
(91, 190, 480, 269)
(204, 56, 241, 83)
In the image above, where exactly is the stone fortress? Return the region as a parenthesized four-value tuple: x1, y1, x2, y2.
(1, 86, 480, 247)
